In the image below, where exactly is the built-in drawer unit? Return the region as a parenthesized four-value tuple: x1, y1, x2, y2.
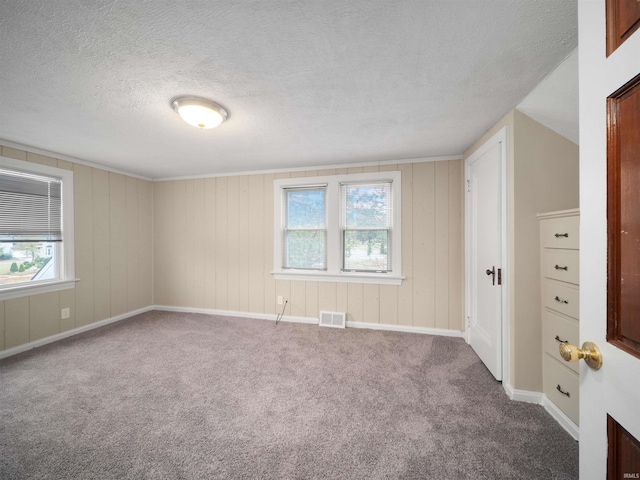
(538, 208, 580, 430)
(543, 354, 579, 425)
(543, 310, 580, 374)
(543, 250, 579, 285)
(541, 215, 579, 249)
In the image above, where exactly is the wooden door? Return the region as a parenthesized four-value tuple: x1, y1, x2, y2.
(579, 1, 640, 478)
(608, 74, 640, 361)
(606, 72, 640, 480)
(607, 0, 640, 56)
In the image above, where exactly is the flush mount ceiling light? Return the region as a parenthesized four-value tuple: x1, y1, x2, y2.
(171, 96, 228, 129)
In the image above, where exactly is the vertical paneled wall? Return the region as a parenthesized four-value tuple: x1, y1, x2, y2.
(0, 151, 463, 353)
(154, 160, 464, 331)
(0, 145, 154, 351)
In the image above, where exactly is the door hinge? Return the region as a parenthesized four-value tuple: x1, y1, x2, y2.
(466, 179, 471, 192)
(497, 268, 502, 285)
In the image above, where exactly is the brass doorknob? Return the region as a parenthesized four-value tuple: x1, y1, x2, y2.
(559, 341, 603, 370)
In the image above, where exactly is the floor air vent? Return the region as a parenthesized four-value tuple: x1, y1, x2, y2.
(319, 311, 346, 329)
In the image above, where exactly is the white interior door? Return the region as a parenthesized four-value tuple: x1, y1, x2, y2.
(466, 130, 505, 381)
(579, 1, 640, 478)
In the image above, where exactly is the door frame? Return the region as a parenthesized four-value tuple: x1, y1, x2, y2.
(464, 126, 510, 384)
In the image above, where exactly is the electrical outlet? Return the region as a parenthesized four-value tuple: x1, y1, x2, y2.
(277, 296, 283, 305)
(61, 308, 70, 320)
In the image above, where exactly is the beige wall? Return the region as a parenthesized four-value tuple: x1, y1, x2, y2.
(512, 111, 579, 391)
(154, 161, 465, 330)
(0, 148, 464, 352)
(464, 110, 579, 392)
(0, 144, 154, 352)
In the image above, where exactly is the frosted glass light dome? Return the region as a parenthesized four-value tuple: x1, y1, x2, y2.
(171, 96, 228, 129)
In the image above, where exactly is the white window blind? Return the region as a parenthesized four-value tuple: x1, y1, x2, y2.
(0, 167, 62, 242)
(340, 181, 392, 272)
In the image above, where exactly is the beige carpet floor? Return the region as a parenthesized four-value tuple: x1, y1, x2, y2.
(0, 310, 578, 479)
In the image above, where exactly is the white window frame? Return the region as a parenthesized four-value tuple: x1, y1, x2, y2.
(273, 171, 403, 285)
(0, 156, 77, 300)
(282, 185, 328, 270)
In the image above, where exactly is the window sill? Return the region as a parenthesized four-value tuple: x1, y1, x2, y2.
(272, 271, 404, 285)
(0, 278, 79, 301)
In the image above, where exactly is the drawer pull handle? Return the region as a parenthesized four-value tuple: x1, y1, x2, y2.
(554, 296, 569, 304)
(555, 335, 568, 343)
(554, 265, 568, 271)
(554, 233, 569, 238)
(556, 384, 570, 397)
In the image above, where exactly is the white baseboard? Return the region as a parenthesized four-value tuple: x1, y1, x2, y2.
(0, 306, 154, 360)
(156, 305, 464, 337)
(542, 395, 579, 440)
(0, 305, 469, 360)
(153, 305, 319, 325)
(345, 321, 464, 338)
(503, 383, 544, 404)
(503, 383, 579, 440)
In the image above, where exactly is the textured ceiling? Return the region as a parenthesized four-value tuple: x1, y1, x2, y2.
(0, 1, 577, 179)
(517, 48, 578, 145)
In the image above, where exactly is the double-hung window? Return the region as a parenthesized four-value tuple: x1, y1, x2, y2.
(341, 182, 392, 273)
(274, 171, 402, 285)
(0, 156, 75, 300)
(283, 186, 327, 270)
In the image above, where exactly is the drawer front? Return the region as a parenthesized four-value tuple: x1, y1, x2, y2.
(543, 354, 579, 425)
(543, 310, 580, 373)
(543, 281, 579, 319)
(543, 250, 580, 285)
(541, 216, 579, 249)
